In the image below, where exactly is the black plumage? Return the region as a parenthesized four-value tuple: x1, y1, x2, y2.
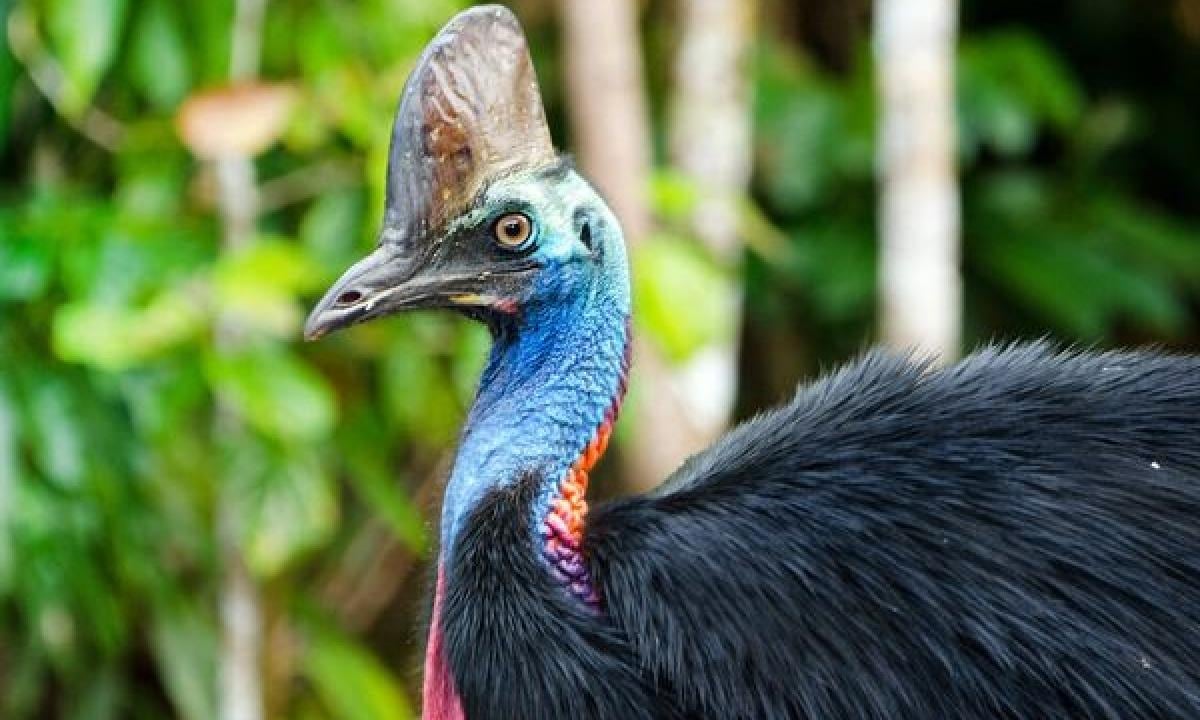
(444, 345, 1200, 719)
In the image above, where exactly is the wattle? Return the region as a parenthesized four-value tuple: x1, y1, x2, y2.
(421, 565, 465, 720)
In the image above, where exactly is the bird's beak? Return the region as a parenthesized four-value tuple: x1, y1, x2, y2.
(303, 243, 426, 340)
(304, 241, 540, 341)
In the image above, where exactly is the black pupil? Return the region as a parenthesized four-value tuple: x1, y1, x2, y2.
(504, 220, 522, 238)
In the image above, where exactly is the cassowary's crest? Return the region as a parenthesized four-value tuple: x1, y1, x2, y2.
(382, 5, 555, 251)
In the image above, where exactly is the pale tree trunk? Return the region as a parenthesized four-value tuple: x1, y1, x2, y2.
(874, 0, 961, 362)
(216, 1, 267, 720)
(560, 0, 712, 489)
(667, 0, 755, 444)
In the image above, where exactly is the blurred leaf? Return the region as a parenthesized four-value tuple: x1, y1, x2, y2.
(0, 374, 17, 592)
(214, 237, 322, 336)
(304, 624, 415, 720)
(65, 666, 121, 720)
(449, 323, 490, 405)
(229, 439, 337, 577)
(116, 363, 206, 438)
(186, 0, 233, 82)
(300, 188, 368, 275)
(208, 345, 336, 443)
(958, 32, 1084, 160)
(785, 220, 876, 323)
(633, 235, 736, 363)
(23, 374, 85, 488)
(150, 594, 217, 720)
(650, 170, 700, 223)
(58, 222, 207, 306)
(0, 230, 54, 302)
(344, 457, 426, 554)
(0, 0, 16, 148)
(44, 0, 129, 113)
(341, 411, 427, 553)
(130, 0, 191, 110)
(54, 289, 206, 370)
(976, 230, 1187, 339)
(1088, 197, 1200, 282)
(382, 321, 461, 446)
(115, 148, 190, 220)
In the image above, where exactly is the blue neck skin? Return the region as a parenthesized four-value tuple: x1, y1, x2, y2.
(440, 221, 630, 568)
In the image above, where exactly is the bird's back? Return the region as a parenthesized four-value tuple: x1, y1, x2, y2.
(586, 344, 1200, 719)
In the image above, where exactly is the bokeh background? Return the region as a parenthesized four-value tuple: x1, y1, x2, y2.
(2, 0, 1199, 717)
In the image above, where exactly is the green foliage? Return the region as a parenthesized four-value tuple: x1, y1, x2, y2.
(44, 0, 129, 112)
(749, 27, 1200, 372)
(303, 621, 415, 720)
(634, 231, 736, 362)
(1, 0, 470, 716)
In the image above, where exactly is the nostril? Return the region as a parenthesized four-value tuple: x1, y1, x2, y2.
(337, 290, 363, 305)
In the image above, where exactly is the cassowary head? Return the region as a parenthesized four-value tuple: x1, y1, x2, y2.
(305, 5, 619, 340)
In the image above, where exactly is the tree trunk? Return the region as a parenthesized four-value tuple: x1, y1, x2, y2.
(667, 0, 755, 445)
(874, 0, 961, 362)
(216, 2, 267, 720)
(560, 0, 711, 489)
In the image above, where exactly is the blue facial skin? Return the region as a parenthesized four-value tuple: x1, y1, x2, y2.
(439, 169, 631, 567)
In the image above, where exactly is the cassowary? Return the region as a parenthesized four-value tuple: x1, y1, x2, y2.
(304, 6, 1200, 719)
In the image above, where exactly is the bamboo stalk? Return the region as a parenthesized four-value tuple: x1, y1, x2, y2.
(667, 0, 755, 441)
(874, 0, 962, 362)
(215, 1, 269, 719)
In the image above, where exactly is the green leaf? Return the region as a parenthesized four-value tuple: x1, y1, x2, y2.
(24, 374, 86, 488)
(150, 595, 217, 720)
(449, 323, 490, 405)
(214, 238, 323, 336)
(229, 440, 338, 577)
(0, 0, 17, 148)
(649, 170, 700, 224)
(633, 235, 736, 363)
(341, 410, 427, 553)
(54, 290, 206, 370)
(0, 374, 17, 592)
(129, 0, 191, 109)
(64, 666, 121, 720)
(304, 624, 415, 720)
(45, 0, 129, 113)
(0, 230, 54, 302)
(958, 32, 1084, 160)
(785, 220, 876, 322)
(382, 321, 462, 446)
(207, 345, 336, 443)
(975, 230, 1187, 340)
(300, 188, 367, 276)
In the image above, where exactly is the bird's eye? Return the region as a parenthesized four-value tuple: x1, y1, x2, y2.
(493, 212, 533, 250)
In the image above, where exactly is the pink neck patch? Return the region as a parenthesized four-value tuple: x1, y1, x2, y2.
(422, 565, 465, 720)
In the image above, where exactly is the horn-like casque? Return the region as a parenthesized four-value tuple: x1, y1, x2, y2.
(381, 5, 556, 252)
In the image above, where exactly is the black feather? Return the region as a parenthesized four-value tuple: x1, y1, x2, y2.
(446, 343, 1200, 719)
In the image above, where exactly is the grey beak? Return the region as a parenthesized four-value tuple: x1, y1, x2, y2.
(303, 244, 415, 340)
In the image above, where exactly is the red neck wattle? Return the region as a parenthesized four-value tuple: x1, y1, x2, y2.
(422, 565, 465, 720)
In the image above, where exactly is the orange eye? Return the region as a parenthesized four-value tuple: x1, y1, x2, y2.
(493, 212, 532, 249)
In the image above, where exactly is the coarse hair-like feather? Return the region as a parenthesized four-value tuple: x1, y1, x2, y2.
(443, 343, 1200, 719)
